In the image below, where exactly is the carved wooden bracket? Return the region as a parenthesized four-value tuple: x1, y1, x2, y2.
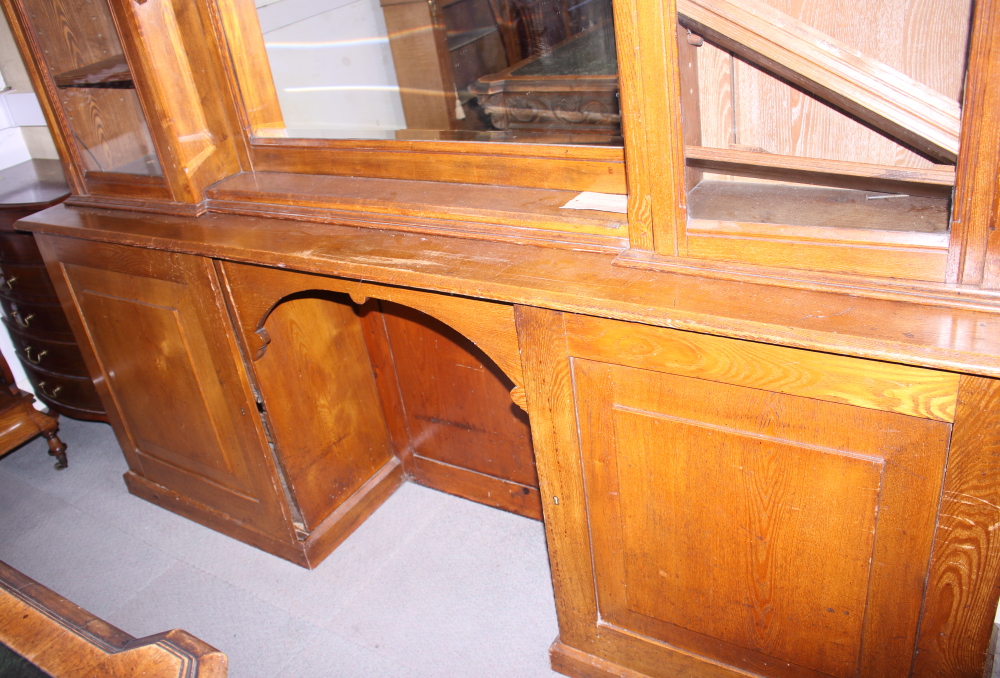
(509, 386, 528, 411)
(253, 327, 271, 361)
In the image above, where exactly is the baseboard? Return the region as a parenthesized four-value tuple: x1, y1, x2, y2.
(302, 457, 404, 567)
(124, 472, 310, 567)
(126, 457, 405, 569)
(409, 455, 543, 520)
(550, 640, 653, 678)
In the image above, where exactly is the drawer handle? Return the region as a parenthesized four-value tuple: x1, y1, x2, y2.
(38, 381, 62, 399)
(11, 311, 33, 328)
(23, 346, 47, 365)
(2, 276, 17, 290)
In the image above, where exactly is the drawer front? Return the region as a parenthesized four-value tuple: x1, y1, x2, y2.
(0, 232, 43, 264)
(0, 296, 74, 338)
(22, 365, 103, 413)
(0, 263, 57, 299)
(4, 322, 89, 377)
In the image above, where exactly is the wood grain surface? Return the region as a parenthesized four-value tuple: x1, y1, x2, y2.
(0, 560, 227, 678)
(690, 0, 971, 169)
(565, 313, 960, 421)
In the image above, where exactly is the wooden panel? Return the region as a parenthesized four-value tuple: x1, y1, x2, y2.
(249, 140, 627, 194)
(573, 358, 950, 678)
(686, 229, 949, 282)
(109, 0, 244, 202)
(19, 0, 124, 75)
(913, 375, 1000, 677)
(410, 455, 542, 520)
(206, 172, 626, 239)
(209, 0, 284, 133)
(687, 181, 951, 234)
(565, 313, 960, 421)
(251, 293, 394, 532)
(41, 239, 293, 541)
(26, 204, 1000, 379)
(514, 305, 599, 651)
(379, 301, 537, 487)
(218, 263, 524, 391)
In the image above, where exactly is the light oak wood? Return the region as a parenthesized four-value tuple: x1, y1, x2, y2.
(0, 560, 227, 678)
(218, 263, 525, 391)
(913, 376, 1000, 677)
(524, 305, 953, 678)
(564, 313, 960, 421)
(678, 0, 963, 162)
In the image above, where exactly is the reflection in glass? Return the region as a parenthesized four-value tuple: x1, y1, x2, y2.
(24, 0, 161, 175)
(253, 0, 620, 144)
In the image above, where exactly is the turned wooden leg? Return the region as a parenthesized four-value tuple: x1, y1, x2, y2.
(42, 429, 67, 470)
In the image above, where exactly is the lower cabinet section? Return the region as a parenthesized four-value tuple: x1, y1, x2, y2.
(35, 237, 402, 567)
(516, 305, 998, 678)
(30, 234, 1000, 675)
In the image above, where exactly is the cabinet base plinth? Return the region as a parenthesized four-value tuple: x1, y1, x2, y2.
(123, 457, 404, 568)
(550, 640, 655, 678)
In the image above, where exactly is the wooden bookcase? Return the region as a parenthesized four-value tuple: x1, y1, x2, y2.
(4, 0, 1000, 676)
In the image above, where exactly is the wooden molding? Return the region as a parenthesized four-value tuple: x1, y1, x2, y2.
(0, 559, 227, 678)
(677, 0, 962, 163)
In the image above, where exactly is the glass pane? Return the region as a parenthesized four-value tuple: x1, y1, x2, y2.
(678, 0, 972, 233)
(253, 0, 620, 144)
(23, 0, 161, 175)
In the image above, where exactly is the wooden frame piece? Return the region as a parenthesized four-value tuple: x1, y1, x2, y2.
(0, 560, 227, 678)
(676, 0, 962, 163)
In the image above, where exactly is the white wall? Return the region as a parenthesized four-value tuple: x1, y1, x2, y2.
(257, 0, 407, 136)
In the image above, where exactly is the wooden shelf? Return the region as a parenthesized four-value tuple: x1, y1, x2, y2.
(52, 54, 133, 89)
(688, 180, 951, 233)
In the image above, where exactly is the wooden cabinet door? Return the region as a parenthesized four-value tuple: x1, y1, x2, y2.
(516, 306, 964, 678)
(37, 237, 294, 542)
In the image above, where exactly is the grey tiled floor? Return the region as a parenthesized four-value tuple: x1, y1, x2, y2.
(0, 417, 562, 678)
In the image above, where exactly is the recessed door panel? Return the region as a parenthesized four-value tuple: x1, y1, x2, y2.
(51, 245, 291, 539)
(573, 358, 950, 678)
(76, 287, 243, 488)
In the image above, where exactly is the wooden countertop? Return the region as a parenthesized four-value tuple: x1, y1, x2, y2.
(19, 202, 1000, 378)
(0, 160, 69, 209)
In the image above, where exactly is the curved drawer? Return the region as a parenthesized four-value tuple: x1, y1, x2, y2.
(0, 296, 74, 338)
(22, 364, 103, 413)
(4, 321, 89, 377)
(0, 231, 43, 265)
(0, 263, 57, 300)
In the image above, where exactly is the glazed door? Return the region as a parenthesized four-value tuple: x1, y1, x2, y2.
(516, 306, 962, 678)
(37, 237, 294, 542)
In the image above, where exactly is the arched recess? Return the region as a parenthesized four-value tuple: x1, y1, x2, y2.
(217, 262, 525, 407)
(217, 260, 542, 524)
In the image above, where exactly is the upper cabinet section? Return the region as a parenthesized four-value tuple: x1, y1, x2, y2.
(672, 0, 972, 281)
(232, 0, 621, 145)
(614, 0, 1000, 292)
(3, 0, 243, 209)
(20, 0, 161, 176)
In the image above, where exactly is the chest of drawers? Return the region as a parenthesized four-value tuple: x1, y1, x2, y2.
(0, 160, 105, 422)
